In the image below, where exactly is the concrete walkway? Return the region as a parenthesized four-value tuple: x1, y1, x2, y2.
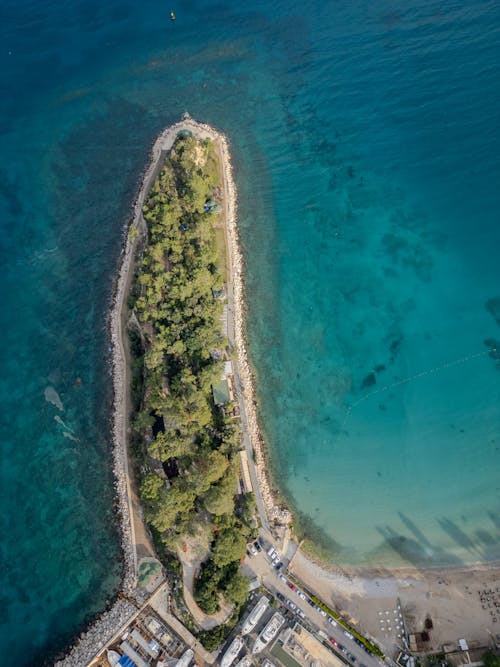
(148, 584, 217, 665)
(212, 139, 271, 536)
(178, 547, 233, 630)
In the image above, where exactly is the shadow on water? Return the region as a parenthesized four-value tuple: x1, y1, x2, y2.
(376, 523, 466, 568)
(397, 512, 434, 552)
(475, 529, 497, 548)
(378, 511, 500, 568)
(437, 517, 480, 555)
(488, 511, 500, 532)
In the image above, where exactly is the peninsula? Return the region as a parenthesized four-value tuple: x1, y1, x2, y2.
(56, 116, 291, 667)
(57, 117, 499, 667)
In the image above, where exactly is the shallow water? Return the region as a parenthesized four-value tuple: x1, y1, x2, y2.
(0, 0, 499, 662)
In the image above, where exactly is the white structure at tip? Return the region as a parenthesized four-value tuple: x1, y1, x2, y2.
(241, 596, 270, 636)
(251, 612, 285, 654)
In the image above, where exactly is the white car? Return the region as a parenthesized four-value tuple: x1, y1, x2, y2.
(297, 591, 307, 600)
(278, 573, 287, 583)
(287, 599, 297, 611)
(328, 617, 338, 627)
(317, 607, 327, 617)
(267, 546, 276, 557)
(297, 609, 306, 619)
(343, 630, 354, 639)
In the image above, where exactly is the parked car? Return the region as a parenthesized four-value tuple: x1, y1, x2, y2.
(338, 644, 346, 653)
(286, 599, 297, 611)
(267, 546, 276, 557)
(329, 638, 338, 648)
(307, 599, 316, 607)
(277, 592, 285, 602)
(346, 653, 356, 662)
(287, 581, 296, 591)
(317, 607, 327, 617)
(343, 630, 354, 639)
(297, 609, 306, 619)
(278, 573, 287, 582)
(275, 561, 283, 570)
(253, 540, 262, 552)
(249, 543, 258, 556)
(296, 590, 307, 600)
(328, 617, 337, 627)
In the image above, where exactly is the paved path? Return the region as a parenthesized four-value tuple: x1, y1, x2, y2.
(178, 547, 233, 630)
(212, 139, 271, 535)
(148, 585, 218, 665)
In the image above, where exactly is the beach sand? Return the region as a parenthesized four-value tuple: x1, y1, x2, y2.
(290, 549, 500, 652)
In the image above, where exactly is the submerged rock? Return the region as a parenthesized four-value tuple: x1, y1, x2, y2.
(44, 385, 64, 411)
(361, 371, 376, 390)
(485, 297, 500, 326)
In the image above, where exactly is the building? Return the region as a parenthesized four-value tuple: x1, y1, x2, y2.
(252, 613, 285, 654)
(241, 596, 270, 635)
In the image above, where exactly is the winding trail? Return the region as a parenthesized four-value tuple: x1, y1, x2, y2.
(178, 545, 233, 630)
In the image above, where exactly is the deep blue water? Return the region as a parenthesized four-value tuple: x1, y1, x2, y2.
(1, 0, 499, 663)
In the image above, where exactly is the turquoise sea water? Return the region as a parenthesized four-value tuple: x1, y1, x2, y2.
(1, 0, 499, 662)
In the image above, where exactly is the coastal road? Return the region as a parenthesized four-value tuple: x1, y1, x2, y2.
(243, 550, 385, 667)
(213, 138, 271, 535)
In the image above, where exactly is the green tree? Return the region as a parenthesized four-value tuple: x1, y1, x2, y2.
(483, 652, 500, 667)
(223, 571, 249, 606)
(140, 473, 164, 502)
(204, 472, 236, 516)
(212, 527, 247, 568)
(198, 624, 231, 651)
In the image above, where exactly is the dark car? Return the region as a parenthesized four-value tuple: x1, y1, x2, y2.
(307, 599, 316, 607)
(338, 644, 346, 653)
(347, 653, 356, 662)
(253, 540, 262, 552)
(277, 591, 285, 602)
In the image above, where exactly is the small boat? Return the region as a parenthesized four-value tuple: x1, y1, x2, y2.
(170, 10, 176, 20)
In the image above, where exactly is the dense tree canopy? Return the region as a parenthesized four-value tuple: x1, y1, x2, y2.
(129, 133, 253, 617)
(483, 652, 500, 667)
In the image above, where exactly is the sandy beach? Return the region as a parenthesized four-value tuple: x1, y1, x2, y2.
(290, 550, 500, 653)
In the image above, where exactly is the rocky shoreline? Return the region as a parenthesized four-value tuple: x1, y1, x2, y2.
(214, 125, 292, 526)
(55, 115, 290, 666)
